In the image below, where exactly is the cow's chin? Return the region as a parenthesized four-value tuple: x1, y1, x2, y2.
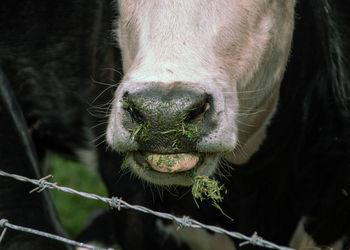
(124, 152, 219, 186)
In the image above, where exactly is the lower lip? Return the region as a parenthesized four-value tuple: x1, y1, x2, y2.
(131, 151, 215, 175)
(134, 152, 200, 173)
(126, 152, 196, 185)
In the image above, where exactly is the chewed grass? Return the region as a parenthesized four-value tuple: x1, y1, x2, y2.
(192, 176, 233, 221)
(192, 176, 225, 202)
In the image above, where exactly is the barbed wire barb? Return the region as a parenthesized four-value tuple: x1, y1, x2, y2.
(239, 232, 262, 247)
(29, 174, 53, 193)
(0, 219, 8, 243)
(0, 169, 295, 250)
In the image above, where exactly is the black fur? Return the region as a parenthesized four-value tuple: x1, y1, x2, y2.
(0, 0, 349, 249)
(0, 0, 119, 249)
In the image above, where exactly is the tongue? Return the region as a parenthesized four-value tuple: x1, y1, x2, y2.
(145, 153, 199, 173)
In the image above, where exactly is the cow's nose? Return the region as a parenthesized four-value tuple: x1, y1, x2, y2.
(121, 85, 211, 153)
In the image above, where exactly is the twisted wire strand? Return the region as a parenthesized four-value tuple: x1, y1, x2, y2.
(0, 218, 112, 250)
(0, 169, 294, 250)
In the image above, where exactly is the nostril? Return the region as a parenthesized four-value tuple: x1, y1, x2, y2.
(185, 100, 211, 124)
(121, 93, 145, 123)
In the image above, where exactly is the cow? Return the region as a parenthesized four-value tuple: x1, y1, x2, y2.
(0, 0, 349, 250)
(103, 0, 350, 249)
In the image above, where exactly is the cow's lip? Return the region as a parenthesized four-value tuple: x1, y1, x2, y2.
(135, 152, 201, 173)
(125, 151, 218, 186)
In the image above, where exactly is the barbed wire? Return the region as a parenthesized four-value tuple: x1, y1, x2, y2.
(0, 218, 112, 250)
(0, 169, 294, 250)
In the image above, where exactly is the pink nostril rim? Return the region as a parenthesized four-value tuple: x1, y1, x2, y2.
(204, 102, 210, 112)
(187, 101, 211, 123)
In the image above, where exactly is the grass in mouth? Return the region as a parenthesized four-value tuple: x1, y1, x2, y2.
(192, 176, 233, 221)
(122, 98, 232, 220)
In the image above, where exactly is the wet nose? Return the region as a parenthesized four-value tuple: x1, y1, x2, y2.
(121, 85, 211, 153)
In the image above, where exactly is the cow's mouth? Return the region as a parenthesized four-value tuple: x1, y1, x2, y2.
(124, 151, 218, 186)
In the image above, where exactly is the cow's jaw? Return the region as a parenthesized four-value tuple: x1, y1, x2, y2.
(107, 0, 297, 185)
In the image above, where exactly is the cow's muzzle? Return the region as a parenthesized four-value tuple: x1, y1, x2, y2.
(107, 82, 236, 185)
(123, 85, 211, 153)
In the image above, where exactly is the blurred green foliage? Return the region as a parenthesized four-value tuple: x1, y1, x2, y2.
(48, 154, 108, 237)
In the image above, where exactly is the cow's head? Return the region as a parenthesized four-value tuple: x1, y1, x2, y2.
(107, 0, 296, 185)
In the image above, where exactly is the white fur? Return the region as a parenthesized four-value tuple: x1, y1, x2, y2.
(156, 219, 237, 250)
(290, 217, 345, 250)
(107, 0, 297, 184)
